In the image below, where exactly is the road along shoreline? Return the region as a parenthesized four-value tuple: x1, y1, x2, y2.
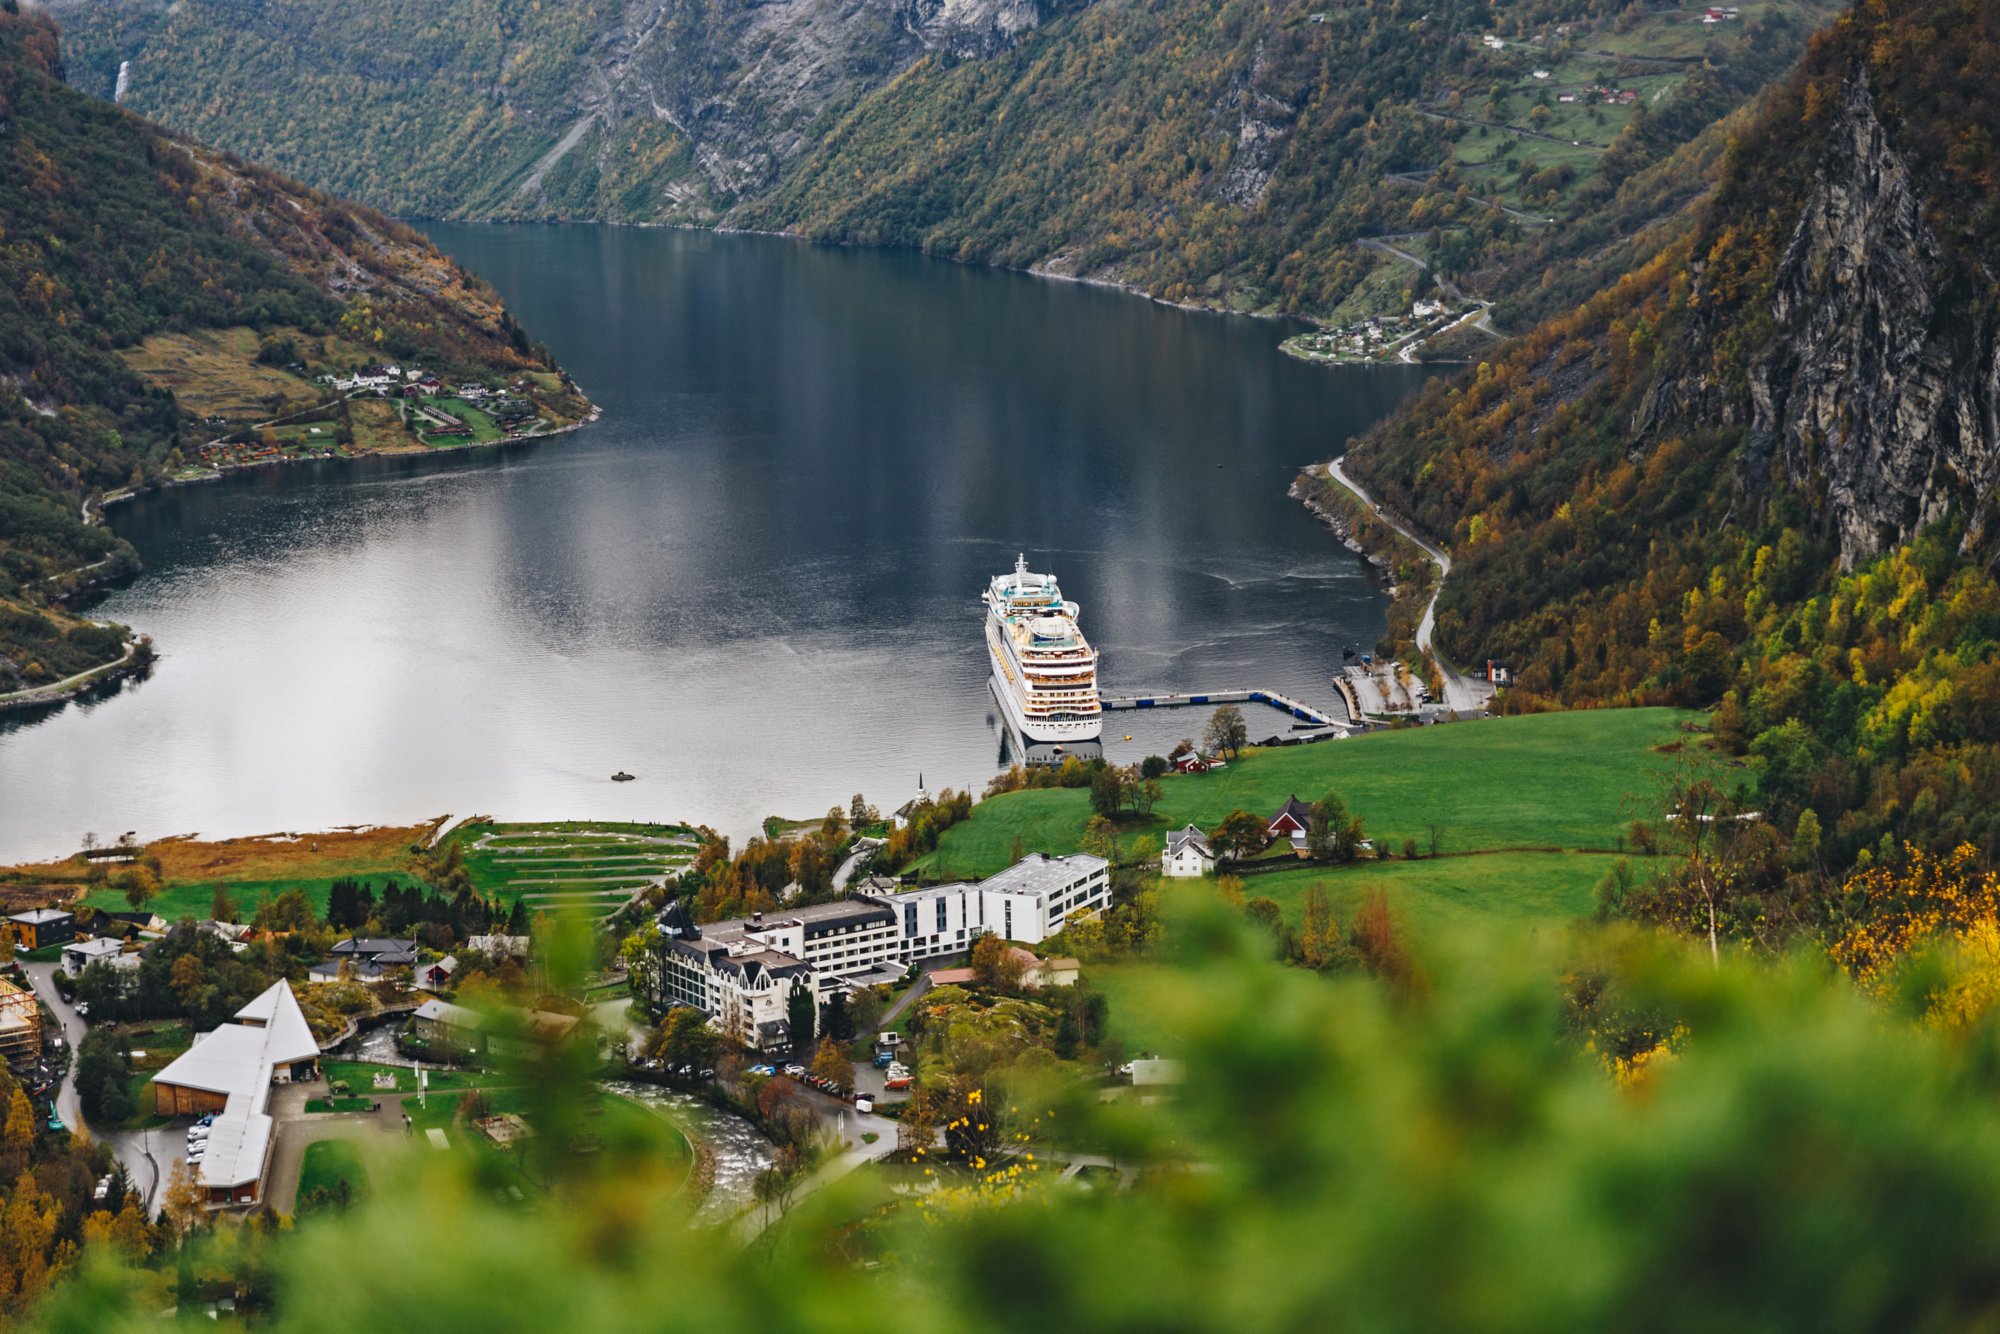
(1296, 457, 1492, 717)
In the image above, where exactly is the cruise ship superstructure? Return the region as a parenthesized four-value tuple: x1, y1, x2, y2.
(984, 555, 1103, 744)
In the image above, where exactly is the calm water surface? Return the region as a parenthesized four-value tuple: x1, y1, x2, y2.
(0, 227, 1430, 859)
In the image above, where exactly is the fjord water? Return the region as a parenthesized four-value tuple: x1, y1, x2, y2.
(0, 226, 1429, 859)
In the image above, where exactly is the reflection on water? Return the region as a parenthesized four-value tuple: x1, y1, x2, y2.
(0, 226, 1433, 859)
(990, 684, 1104, 770)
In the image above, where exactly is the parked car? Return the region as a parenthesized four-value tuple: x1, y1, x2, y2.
(783, 1064, 806, 1078)
(747, 1064, 776, 1077)
(92, 1176, 110, 1202)
(873, 1051, 895, 1069)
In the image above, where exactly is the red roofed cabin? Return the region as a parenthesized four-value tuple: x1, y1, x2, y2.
(1267, 796, 1319, 857)
(1267, 796, 1313, 840)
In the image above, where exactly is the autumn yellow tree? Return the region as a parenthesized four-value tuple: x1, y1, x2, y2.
(1829, 844, 2000, 991)
(1299, 887, 1337, 970)
(811, 1037, 849, 1087)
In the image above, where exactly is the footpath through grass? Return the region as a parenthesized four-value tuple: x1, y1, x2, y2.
(928, 708, 1696, 879)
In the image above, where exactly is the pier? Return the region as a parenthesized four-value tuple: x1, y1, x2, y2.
(1098, 688, 1348, 731)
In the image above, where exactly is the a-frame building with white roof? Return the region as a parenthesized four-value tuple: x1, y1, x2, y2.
(150, 980, 321, 1207)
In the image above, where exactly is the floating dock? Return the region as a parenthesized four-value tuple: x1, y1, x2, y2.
(1098, 688, 1345, 730)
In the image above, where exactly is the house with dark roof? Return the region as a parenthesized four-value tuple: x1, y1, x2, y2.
(1267, 797, 1313, 839)
(654, 933, 809, 1051)
(415, 956, 459, 992)
(7, 909, 74, 951)
(310, 937, 417, 983)
(1162, 824, 1216, 878)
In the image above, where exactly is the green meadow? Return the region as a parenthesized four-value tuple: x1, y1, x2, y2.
(928, 708, 1700, 880)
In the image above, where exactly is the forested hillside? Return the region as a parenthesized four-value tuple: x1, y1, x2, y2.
(0, 1, 576, 698)
(51, 0, 1836, 326)
(1308, 0, 2000, 935)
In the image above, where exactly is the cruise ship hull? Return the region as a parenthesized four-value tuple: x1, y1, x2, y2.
(989, 658, 1104, 743)
(984, 554, 1104, 744)
(990, 683, 1104, 765)
(987, 618, 1102, 743)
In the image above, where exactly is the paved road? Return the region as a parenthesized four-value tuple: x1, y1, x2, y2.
(0, 638, 138, 708)
(830, 837, 884, 894)
(22, 963, 165, 1215)
(1325, 458, 1492, 716)
(732, 1080, 902, 1242)
(1396, 302, 1495, 364)
(1384, 171, 1555, 225)
(263, 1082, 409, 1213)
(1357, 237, 1474, 306)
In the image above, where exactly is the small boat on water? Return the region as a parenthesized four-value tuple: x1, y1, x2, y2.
(611, 771, 635, 782)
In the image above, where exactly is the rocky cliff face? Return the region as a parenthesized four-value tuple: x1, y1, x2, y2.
(1648, 71, 2000, 568)
(49, 0, 1081, 220)
(897, 0, 1052, 60)
(593, 0, 1080, 203)
(1747, 73, 2000, 566)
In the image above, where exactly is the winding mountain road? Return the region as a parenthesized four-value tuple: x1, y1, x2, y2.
(22, 964, 165, 1216)
(1325, 457, 1492, 716)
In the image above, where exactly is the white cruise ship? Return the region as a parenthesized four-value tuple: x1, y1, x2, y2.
(984, 555, 1103, 744)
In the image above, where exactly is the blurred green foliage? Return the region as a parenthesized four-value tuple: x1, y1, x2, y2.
(38, 894, 2000, 1330)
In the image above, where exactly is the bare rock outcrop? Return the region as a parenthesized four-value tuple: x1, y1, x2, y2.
(1644, 71, 2000, 567)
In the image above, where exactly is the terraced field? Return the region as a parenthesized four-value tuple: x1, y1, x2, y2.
(445, 820, 697, 919)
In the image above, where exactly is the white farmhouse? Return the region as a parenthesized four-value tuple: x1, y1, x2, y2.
(1162, 824, 1216, 878)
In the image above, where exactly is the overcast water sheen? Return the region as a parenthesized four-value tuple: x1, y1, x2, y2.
(0, 226, 1432, 859)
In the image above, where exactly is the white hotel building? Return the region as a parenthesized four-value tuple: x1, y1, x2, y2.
(650, 852, 1110, 1047)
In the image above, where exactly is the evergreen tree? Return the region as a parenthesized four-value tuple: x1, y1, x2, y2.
(786, 982, 816, 1046)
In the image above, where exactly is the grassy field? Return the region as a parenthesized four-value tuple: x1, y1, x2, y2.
(403, 1085, 687, 1198)
(117, 326, 324, 422)
(926, 709, 1697, 879)
(420, 397, 507, 444)
(322, 1061, 508, 1096)
(347, 398, 414, 451)
(107, 1021, 193, 1131)
(0, 822, 440, 922)
(1232, 851, 1627, 939)
(296, 1140, 368, 1207)
(1089, 964, 1192, 1057)
(442, 821, 697, 919)
(86, 874, 356, 923)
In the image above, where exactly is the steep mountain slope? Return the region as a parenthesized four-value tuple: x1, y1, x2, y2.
(1304, 0, 2000, 898)
(0, 1, 583, 700)
(48, 0, 1084, 219)
(51, 0, 1836, 325)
